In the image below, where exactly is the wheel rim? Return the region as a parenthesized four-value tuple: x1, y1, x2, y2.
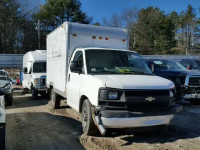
(82, 104, 88, 129)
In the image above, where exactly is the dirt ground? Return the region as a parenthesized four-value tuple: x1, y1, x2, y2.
(5, 88, 200, 150)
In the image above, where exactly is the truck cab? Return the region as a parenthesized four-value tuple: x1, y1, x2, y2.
(47, 22, 182, 135)
(22, 50, 47, 99)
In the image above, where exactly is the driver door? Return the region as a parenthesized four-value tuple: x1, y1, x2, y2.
(66, 51, 85, 111)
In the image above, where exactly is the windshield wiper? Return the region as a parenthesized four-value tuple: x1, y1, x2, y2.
(122, 71, 152, 75)
(91, 70, 122, 74)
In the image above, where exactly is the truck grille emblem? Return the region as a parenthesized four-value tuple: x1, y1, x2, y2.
(145, 97, 155, 102)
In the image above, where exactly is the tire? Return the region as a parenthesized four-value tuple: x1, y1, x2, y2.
(156, 125, 169, 134)
(0, 125, 5, 150)
(6, 93, 13, 106)
(50, 89, 60, 109)
(189, 100, 200, 105)
(81, 99, 98, 135)
(39, 91, 47, 98)
(31, 88, 38, 99)
(22, 88, 28, 94)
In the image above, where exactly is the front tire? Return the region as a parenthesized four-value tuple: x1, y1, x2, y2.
(81, 99, 98, 135)
(50, 89, 60, 109)
(0, 124, 5, 150)
(31, 88, 38, 99)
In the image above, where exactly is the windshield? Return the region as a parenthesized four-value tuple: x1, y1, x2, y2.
(33, 62, 46, 73)
(85, 50, 152, 75)
(150, 60, 187, 71)
(0, 71, 8, 80)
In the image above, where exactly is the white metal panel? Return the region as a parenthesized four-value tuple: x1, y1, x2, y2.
(47, 21, 129, 95)
(47, 25, 67, 92)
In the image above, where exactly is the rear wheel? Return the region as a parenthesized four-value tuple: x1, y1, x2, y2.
(0, 124, 5, 150)
(50, 89, 60, 109)
(81, 99, 98, 135)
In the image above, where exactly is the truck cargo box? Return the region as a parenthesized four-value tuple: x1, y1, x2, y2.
(47, 22, 129, 93)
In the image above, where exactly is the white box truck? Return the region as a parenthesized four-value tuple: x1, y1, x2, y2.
(47, 22, 182, 135)
(22, 50, 47, 99)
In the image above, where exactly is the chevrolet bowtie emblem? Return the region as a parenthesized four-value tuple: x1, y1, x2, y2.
(145, 97, 155, 102)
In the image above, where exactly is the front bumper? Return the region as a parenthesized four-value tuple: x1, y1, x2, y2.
(183, 93, 200, 100)
(101, 115, 173, 128)
(34, 86, 47, 92)
(95, 104, 182, 129)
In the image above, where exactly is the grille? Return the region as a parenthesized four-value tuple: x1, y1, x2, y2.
(125, 90, 169, 97)
(189, 77, 200, 86)
(125, 90, 170, 110)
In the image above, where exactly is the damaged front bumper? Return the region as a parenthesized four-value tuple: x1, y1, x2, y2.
(92, 105, 182, 135)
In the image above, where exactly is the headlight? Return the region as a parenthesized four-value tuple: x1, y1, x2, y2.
(34, 78, 40, 84)
(99, 89, 122, 100)
(169, 90, 174, 98)
(108, 91, 118, 100)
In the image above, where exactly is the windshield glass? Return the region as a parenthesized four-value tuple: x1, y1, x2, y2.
(150, 59, 187, 71)
(85, 50, 152, 75)
(33, 62, 46, 73)
(0, 71, 8, 80)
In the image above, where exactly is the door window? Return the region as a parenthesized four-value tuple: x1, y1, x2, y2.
(72, 51, 84, 73)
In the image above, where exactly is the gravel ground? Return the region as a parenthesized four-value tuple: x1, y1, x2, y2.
(5, 89, 200, 150)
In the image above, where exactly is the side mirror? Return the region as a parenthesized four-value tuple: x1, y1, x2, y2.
(23, 67, 28, 74)
(70, 61, 82, 73)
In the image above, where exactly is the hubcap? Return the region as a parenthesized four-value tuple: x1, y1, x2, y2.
(82, 106, 88, 128)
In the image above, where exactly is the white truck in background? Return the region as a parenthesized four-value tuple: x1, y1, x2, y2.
(47, 22, 182, 135)
(22, 50, 47, 99)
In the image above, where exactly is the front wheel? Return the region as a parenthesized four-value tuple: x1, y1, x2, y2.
(50, 89, 60, 109)
(31, 88, 38, 99)
(81, 99, 98, 135)
(0, 125, 5, 150)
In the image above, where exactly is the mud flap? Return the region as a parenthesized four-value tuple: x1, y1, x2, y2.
(92, 107, 106, 135)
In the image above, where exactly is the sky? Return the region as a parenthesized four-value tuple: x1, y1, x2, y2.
(79, 0, 200, 23)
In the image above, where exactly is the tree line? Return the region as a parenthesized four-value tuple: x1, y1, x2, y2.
(0, 0, 199, 55)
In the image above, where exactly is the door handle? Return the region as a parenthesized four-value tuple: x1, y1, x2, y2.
(68, 74, 70, 81)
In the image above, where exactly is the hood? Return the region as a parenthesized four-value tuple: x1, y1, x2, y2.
(32, 73, 46, 79)
(0, 80, 10, 88)
(94, 75, 174, 90)
(156, 69, 200, 77)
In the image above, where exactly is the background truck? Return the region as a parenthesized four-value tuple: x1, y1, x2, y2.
(22, 50, 47, 99)
(47, 22, 181, 135)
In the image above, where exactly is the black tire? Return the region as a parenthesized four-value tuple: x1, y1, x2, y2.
(81, 99, 98, 135)
(189, 100, 200, 105)
(39, 91, 47, 98)
(156, 125, 169, 134)
(0, 125, 5, 150)
(22, 88, 28, 94)
(6, 93, 13, 106)
(31, 88, 38, 99)
(50, 89, 60, 109)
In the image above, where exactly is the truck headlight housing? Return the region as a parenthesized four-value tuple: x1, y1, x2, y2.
(99, 89, 122, 100)
(108, 91, 118, 100)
